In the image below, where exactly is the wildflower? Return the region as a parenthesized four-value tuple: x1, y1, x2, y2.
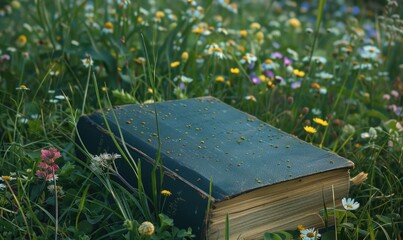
(174, 75, 193, 83)
(311, 83, 321, 89)
(47, 184, 65, 197)
(293, 69, 305, 77)
(360, 45, 380, 60)
(102, 21, 114, 34)
(288, 18, 301, 28)
(284, 57, 292, 65)
(250, 22, 261, 30)
(138, 221, 155, 236)
(304, 126, 317, 134)
(300, 227, 321, 240)
(297, 224, 305, 231)
(11, 1, 21, 9)
(16, 35, 27, 47)
(181, 52, 189, 61)
(215, 76, 225, 82)
(54, 95, 69, 100)
(230, 68, 240, 74)
(155, 11, 165, 22)
(313, 118, 328, 127)
(311, 108, 322, 115)
(249, 73, 260, 84)
(350, 172, 368, 186)
(245, 95, 257, 102)
(36, 148, 61, 181)
(239, 30, 247, 37)
(205, 43, 226, 59)
(90, 153, 121, 172)
(16, 85, 30, 90)
(170, 61, 180, 68)
(316, 72, 333, 80)
(81, 55, 93, 68)
(342, 197, 360, 210)
(0, 176, 16, 182)
(261, 59, 279, 70)
(240, 53, 257, 65)
(291, 81, 301, 89)
(117, 0, 130, 9)
(161, 189, 172, 196)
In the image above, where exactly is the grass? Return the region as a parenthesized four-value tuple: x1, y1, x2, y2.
(0, 0, 402, 239)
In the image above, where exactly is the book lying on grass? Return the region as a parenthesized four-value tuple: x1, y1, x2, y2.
(76, 96, 354, 240)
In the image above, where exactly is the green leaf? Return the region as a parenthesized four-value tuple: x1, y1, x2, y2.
(85, 214, 104, 224)
(376, 214, 392, 224)
(159, 213, 174, 229)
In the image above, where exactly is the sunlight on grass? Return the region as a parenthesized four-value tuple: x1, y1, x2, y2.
(0, 0, 402, 239)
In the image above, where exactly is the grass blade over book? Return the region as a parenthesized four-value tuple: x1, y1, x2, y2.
(76, 96, 354, 240)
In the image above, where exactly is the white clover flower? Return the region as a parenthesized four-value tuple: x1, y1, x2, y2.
(342, 197, 360, 210)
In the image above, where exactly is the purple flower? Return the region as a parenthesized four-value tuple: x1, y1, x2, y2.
(271, 52, 283, 59)
(284, 57, 292, 65)
(291, 81, 301, 89)
(250, 73, 261, 84)
(264, 69, 274, 78)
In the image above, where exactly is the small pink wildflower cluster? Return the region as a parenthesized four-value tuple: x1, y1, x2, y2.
(36, 148, 60, 181)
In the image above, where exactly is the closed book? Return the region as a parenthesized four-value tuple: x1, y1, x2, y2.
(76, 96, 354, 239)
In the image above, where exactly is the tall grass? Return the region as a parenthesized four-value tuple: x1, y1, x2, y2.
(0, 0, 401, 239)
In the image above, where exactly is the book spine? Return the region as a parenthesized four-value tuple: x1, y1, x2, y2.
(76, 115, 210, 239)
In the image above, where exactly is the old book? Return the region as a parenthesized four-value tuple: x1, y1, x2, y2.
(76, 96, 354, 240)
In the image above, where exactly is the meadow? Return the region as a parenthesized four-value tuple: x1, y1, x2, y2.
(0, 0, 402, 239)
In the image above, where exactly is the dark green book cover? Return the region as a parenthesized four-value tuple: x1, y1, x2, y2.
(76, 96, 354, 238)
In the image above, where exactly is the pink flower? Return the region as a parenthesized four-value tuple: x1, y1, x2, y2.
(36, 148, 60, 181)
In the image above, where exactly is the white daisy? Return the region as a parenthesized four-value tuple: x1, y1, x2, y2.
(342, 197, 360, 210)
(300, 228, 321, 240)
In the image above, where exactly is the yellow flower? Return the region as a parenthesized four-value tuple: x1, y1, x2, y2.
(137, 16, 143, 23)
(155, 11, 165, 20)
(311, 83, 321, 89)
(256, 31, 264, 43)
(288, 18, 301, 28)
(0, 176, 15, 182)
(138, 221, 155, 236)
(304, 126, 317, 134)
(170, 61, 180, 68)
(181, 52, 189, 62)
(16, 85, 30, 90)
(16, 35, 27, 47)
(104, 21, 113, 30)
(239, 30, 247, 37)
(250, 22, 261, 30)
(230, 68, 240, 74)
(161, 189, 172, 196)
(313, 118, 328, 127)
(215, 76, 225, 82)
(293, 69, 305, 77)
(297, 224, 305, 231)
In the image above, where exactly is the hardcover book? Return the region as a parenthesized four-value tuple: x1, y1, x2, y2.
(76, 96, 354, 240)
